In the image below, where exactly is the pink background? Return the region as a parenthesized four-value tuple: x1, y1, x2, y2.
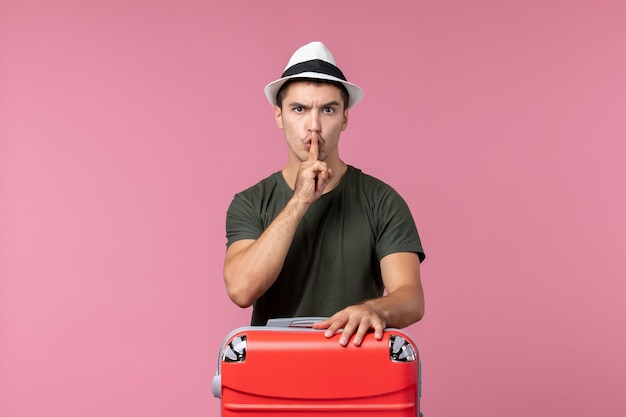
(1, 0, 625, 416)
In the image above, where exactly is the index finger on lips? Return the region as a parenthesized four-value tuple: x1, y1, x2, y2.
(308, 132, 319, 161)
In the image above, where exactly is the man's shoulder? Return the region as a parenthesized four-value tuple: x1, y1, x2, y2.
(236, 171, 285, 197)
(346, 165, 396, 193)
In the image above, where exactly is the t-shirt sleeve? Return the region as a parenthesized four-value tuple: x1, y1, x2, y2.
(225, 193, 264, 248)
(375, 188, 425, 262)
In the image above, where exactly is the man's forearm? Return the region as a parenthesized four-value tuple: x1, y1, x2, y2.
(312, 283, 424, 347)
(224, 197, 309, 307)
(363, 285, 425, 329)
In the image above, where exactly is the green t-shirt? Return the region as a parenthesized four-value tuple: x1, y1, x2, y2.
(226, 165, 425, 325)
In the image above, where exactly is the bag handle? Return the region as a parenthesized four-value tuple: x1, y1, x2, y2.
(265, 317, 328, 328)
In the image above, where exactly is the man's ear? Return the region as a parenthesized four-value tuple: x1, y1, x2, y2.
(341, 109, 349, 131)
(274, 105, 284, 129)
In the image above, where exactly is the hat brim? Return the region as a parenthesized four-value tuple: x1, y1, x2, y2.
(264, 72, 364, 109)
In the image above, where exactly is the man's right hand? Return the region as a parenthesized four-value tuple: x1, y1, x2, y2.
(224, 134, 334, 307)
(292, 133, 332, 205)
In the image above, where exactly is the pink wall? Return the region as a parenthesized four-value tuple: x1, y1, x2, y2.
(2, 1, 625, 416)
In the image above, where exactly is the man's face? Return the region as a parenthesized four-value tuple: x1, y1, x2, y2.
(274, 81, 349, 164)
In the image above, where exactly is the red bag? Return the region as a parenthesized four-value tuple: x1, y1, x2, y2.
(212, 317, 423, 416)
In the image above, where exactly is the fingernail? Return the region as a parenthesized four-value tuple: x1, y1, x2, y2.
(325, 331, 333, 338)
(339, 337, 347, 346)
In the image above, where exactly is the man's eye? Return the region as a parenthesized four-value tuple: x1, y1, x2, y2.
(293, 106, 304, 113)
(324, 107, 335, 114)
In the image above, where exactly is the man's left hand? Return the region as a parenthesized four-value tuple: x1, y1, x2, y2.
(312, 304, 386, 347)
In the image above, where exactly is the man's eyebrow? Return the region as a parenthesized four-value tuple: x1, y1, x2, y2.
(287, 100, 342, 108)
(288, 100, 341, 109)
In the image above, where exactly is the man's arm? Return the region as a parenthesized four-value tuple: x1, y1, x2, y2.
(223, 198, 307, 307)
(313, 251, 424, 346)
(224, 134, 330, 307)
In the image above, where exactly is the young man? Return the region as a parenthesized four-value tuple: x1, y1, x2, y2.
(224, 41, 425, 346)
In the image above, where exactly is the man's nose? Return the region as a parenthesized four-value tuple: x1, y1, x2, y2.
(307, 112, 321, 132)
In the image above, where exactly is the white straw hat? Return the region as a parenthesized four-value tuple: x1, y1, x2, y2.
(264, 41, 364, 108)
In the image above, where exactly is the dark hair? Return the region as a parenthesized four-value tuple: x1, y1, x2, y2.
(276, 78, 349, 109)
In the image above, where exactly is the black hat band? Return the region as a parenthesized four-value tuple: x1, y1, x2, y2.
(281, 59, 347, 81)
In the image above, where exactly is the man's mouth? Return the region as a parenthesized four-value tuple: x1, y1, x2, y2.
(305, 137, 324, 147)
